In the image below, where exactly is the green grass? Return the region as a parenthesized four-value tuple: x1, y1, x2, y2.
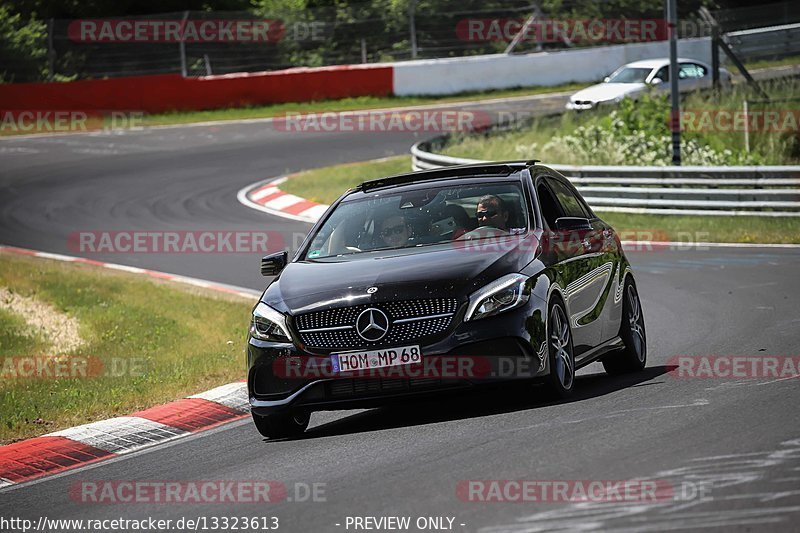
(279, 155, 411, 204)
(600, 212, 800, 244)
(0, 307, 47, 358)
(744, 54, 800, 71)
(0, 253, 253, 444)
(278, 156, 799, 243)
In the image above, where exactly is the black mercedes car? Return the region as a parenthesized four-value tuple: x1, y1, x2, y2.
(247, 162, 646, 438)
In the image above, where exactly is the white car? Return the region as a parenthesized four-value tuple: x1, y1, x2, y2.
(566, 58, 731, 110)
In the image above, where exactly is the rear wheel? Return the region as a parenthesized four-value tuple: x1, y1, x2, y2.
(603, 278, 646, 375)
(545, 299, 575, 398)
(252, 410, 310, 439)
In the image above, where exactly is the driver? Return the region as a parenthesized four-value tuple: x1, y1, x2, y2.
(475, 195, 509, 231)
(378, 214, 410, 248)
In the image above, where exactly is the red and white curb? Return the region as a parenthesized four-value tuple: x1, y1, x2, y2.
(0, 246, 257, 488)
(0, 383, 249, 487)
(238, 176, 329, 224)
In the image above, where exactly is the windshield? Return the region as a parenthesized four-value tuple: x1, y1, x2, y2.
(606, 67, 652, 84)
(303, 182, 529, 260)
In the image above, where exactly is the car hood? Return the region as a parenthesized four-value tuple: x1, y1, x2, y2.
(570, 83, 645, 103)
(262, 234, 540, 315)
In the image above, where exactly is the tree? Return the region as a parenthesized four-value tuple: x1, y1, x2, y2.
(0, 2, 48, 83)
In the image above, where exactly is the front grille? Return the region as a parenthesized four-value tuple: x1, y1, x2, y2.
(294, 298, 459, 350)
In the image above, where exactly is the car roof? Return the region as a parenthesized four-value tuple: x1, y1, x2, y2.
(620, 58, 705, 69)
(357, 161, 535, 191)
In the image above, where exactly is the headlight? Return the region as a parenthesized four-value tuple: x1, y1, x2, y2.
(465, 274, 530, 321)
(250, 302, 292, 342)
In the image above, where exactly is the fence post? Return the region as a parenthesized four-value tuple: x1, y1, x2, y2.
(408, 0, 418, 59)
(179, 11, 189, 77)
(667, 0, 682, 166)
(47, 18, 55, 81)
(743, 99, 750, 153)
(711, 25, 720, 93)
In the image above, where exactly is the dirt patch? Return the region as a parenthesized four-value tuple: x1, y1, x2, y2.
(0, 287, 84, 354)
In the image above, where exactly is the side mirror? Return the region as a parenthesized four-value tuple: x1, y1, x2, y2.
(650, 77, 663, 85)
(555, 217, 592, 231)
(261, 251, 288, 276)
(603, 76, 610, 83)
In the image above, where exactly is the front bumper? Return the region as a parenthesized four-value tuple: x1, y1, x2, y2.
(247, 303, 549, 416)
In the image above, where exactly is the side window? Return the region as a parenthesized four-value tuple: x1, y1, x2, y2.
(547, 178, 590, 219)
(536, 181, 561, 229)
(653, 66, 669, 82)
(679, 63, 705, 79)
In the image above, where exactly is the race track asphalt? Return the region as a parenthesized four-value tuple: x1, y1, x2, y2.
(1, 93, 799, 532)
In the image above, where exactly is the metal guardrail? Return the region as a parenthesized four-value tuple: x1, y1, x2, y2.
(727, 22, 800, 61)
(411, 139, 800, 217)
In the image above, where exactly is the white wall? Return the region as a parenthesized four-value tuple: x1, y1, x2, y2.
(393, 38, 713, 96)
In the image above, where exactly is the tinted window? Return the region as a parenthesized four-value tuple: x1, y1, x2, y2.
(653, 66, 669, 82)
(536, 182, 561, 229)
(547, 178, 589, 219)
(607, 67, 652, 84)
(679, 63, 706, 79)
(304, 182, 529, 259)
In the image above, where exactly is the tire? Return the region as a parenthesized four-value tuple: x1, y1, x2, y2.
(545, 298, 575, 398)
(603, 278, 647, 375)
(252, 410, 310, 439)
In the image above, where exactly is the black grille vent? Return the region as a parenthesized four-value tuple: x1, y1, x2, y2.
(295, 298, 459, 350)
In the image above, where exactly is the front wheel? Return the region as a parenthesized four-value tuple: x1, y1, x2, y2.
(603, 278, 646, 375)
(545, 299, 575, 398)
(252, 410, 310, 439)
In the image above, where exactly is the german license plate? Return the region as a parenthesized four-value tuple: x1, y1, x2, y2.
(330, 345, 421, 373)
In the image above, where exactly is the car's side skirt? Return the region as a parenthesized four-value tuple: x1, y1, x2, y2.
(574, 335, 625, 369)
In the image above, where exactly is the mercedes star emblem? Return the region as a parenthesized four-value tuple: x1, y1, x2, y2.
(355, 308, 389, 341)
